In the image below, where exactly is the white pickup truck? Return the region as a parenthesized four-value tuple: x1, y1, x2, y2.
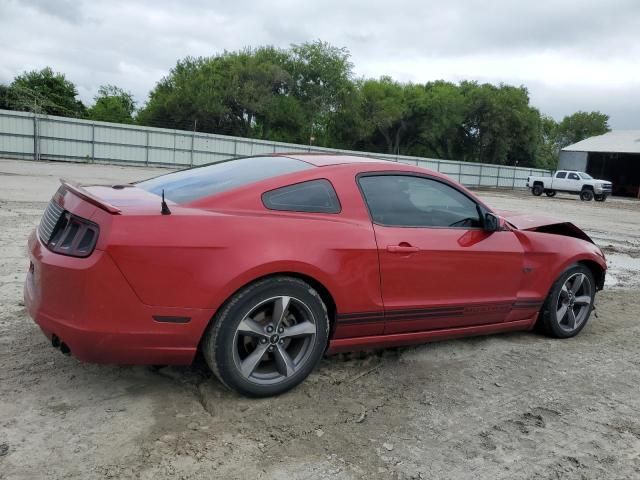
(526, 170, 612, 202)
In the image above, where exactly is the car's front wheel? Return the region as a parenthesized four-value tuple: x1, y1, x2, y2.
(538, 264, 595, 338)
(202, 276, 330, 397)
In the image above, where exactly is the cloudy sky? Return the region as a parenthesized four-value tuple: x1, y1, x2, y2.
(1, 0, 638, 128)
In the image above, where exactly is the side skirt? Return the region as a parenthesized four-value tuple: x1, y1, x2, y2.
(326, 317, 536, 355)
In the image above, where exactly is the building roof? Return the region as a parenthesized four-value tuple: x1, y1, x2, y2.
(562, 130, 640, 154)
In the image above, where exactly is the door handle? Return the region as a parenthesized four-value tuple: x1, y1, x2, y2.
(387, 244, 420, 253)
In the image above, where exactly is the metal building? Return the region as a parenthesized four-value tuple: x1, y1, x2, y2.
(559, 131, 640, 198)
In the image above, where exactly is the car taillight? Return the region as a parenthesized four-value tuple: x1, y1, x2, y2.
(46, 212, 99, 258)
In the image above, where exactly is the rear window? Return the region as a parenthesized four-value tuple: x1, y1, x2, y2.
(137, 156, 313, 203)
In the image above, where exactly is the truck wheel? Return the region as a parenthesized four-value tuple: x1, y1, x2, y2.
(545, 190, 556, 197)
(580, 190, 594, 201)
(594, 194, 606, 202)
(532, 185, 543, 196)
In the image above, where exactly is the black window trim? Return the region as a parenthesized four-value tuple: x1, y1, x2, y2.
(356, 171, 491, 230)
(261, 178, 342, 214)
(555, 171, 567, 179)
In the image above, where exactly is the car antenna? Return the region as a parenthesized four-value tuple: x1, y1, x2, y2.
(161, 189, 171, 215)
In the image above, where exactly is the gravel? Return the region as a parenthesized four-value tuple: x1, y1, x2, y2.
(1, 159, 639, 480)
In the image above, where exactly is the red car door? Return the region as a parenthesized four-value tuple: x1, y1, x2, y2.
(358, 174, 524, 334)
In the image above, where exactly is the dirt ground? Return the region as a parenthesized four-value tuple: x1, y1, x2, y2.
(1, 159, 639, 480)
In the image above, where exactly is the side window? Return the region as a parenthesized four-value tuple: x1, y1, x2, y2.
(556, 172, 567, 179)
(359, 175, 481, 228)
(262, 179, 341, 213)
(568, 173, 580, 180)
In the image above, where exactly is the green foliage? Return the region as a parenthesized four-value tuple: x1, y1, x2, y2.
(532, 111, 610, 169)
(0, 46, 613, 168)
(8, 67, 85, 116)
(535, 115, 561, 169)
(137, 41, 354, 145)
(87, 85, 136, 124)
(325, 79, 541, 166)
(556, 111, 610, 148)
(0, 84, 10, 110)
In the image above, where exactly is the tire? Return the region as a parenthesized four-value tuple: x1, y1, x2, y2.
(594, 194, 606, 202)
(545, 190, 556, 197)
(538, 264, 595, 338)
(580, 189, 594, 201)
(532, 184, 544, 196)
(202, 276, 330, 397)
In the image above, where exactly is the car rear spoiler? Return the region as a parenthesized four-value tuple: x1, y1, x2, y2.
(60, 179, 122, 214)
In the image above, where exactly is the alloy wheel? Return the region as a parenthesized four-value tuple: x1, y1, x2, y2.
(555, 273, 592, 333)
(232, 296, 317, 385)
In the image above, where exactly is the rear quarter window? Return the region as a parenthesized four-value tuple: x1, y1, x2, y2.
(262, 179, 341, 213)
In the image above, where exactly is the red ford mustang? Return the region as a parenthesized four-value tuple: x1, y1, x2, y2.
(25, 154, 606, 397)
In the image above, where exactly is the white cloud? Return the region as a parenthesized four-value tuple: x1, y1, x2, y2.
(1, 0, 638, 128)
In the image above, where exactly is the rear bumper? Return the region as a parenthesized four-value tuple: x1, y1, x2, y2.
(24, 230, 214, 365)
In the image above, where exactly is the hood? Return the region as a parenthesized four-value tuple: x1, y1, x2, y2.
(496, 210, 595, 244)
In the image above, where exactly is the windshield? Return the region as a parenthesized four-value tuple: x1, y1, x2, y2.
(578, 173, 593, 179)
(138, 156, 313, 203)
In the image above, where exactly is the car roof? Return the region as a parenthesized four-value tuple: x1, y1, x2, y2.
(276, 153, 395, 167)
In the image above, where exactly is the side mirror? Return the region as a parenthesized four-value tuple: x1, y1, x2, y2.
(484, 212, 501, 232)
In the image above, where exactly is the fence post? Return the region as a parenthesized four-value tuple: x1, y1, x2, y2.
(91, 123, 95, 163)
(512, 166, 517, 189)
(172, 131, 176, 165)
(32, 113, 38, 161)
(479, 164, 483, 187)
(190, 132, 195, 167)
(496, 166, 501, 187)
(145, 130, 149, 166)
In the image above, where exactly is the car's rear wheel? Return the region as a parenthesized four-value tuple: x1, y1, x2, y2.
(580, 189, 594, 201)
(202, 276, 330, 397)
(545, 190, 556, 197)
(538, 264, 595, 338)
(532, 184, 543, 196)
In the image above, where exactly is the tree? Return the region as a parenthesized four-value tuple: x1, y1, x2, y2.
(87, 85, 136, 124)
(137, 48, 303, 138)
(0, 84, 10, 110)
(359, 77, 412, 154)
(407, 81, 468, 159)
(8, 67, 85, 117)
(535, 115, 560, 169)
(457, 82, 539, 166)
(286, 40, 354, 144)
(556, 111, 610, 148)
